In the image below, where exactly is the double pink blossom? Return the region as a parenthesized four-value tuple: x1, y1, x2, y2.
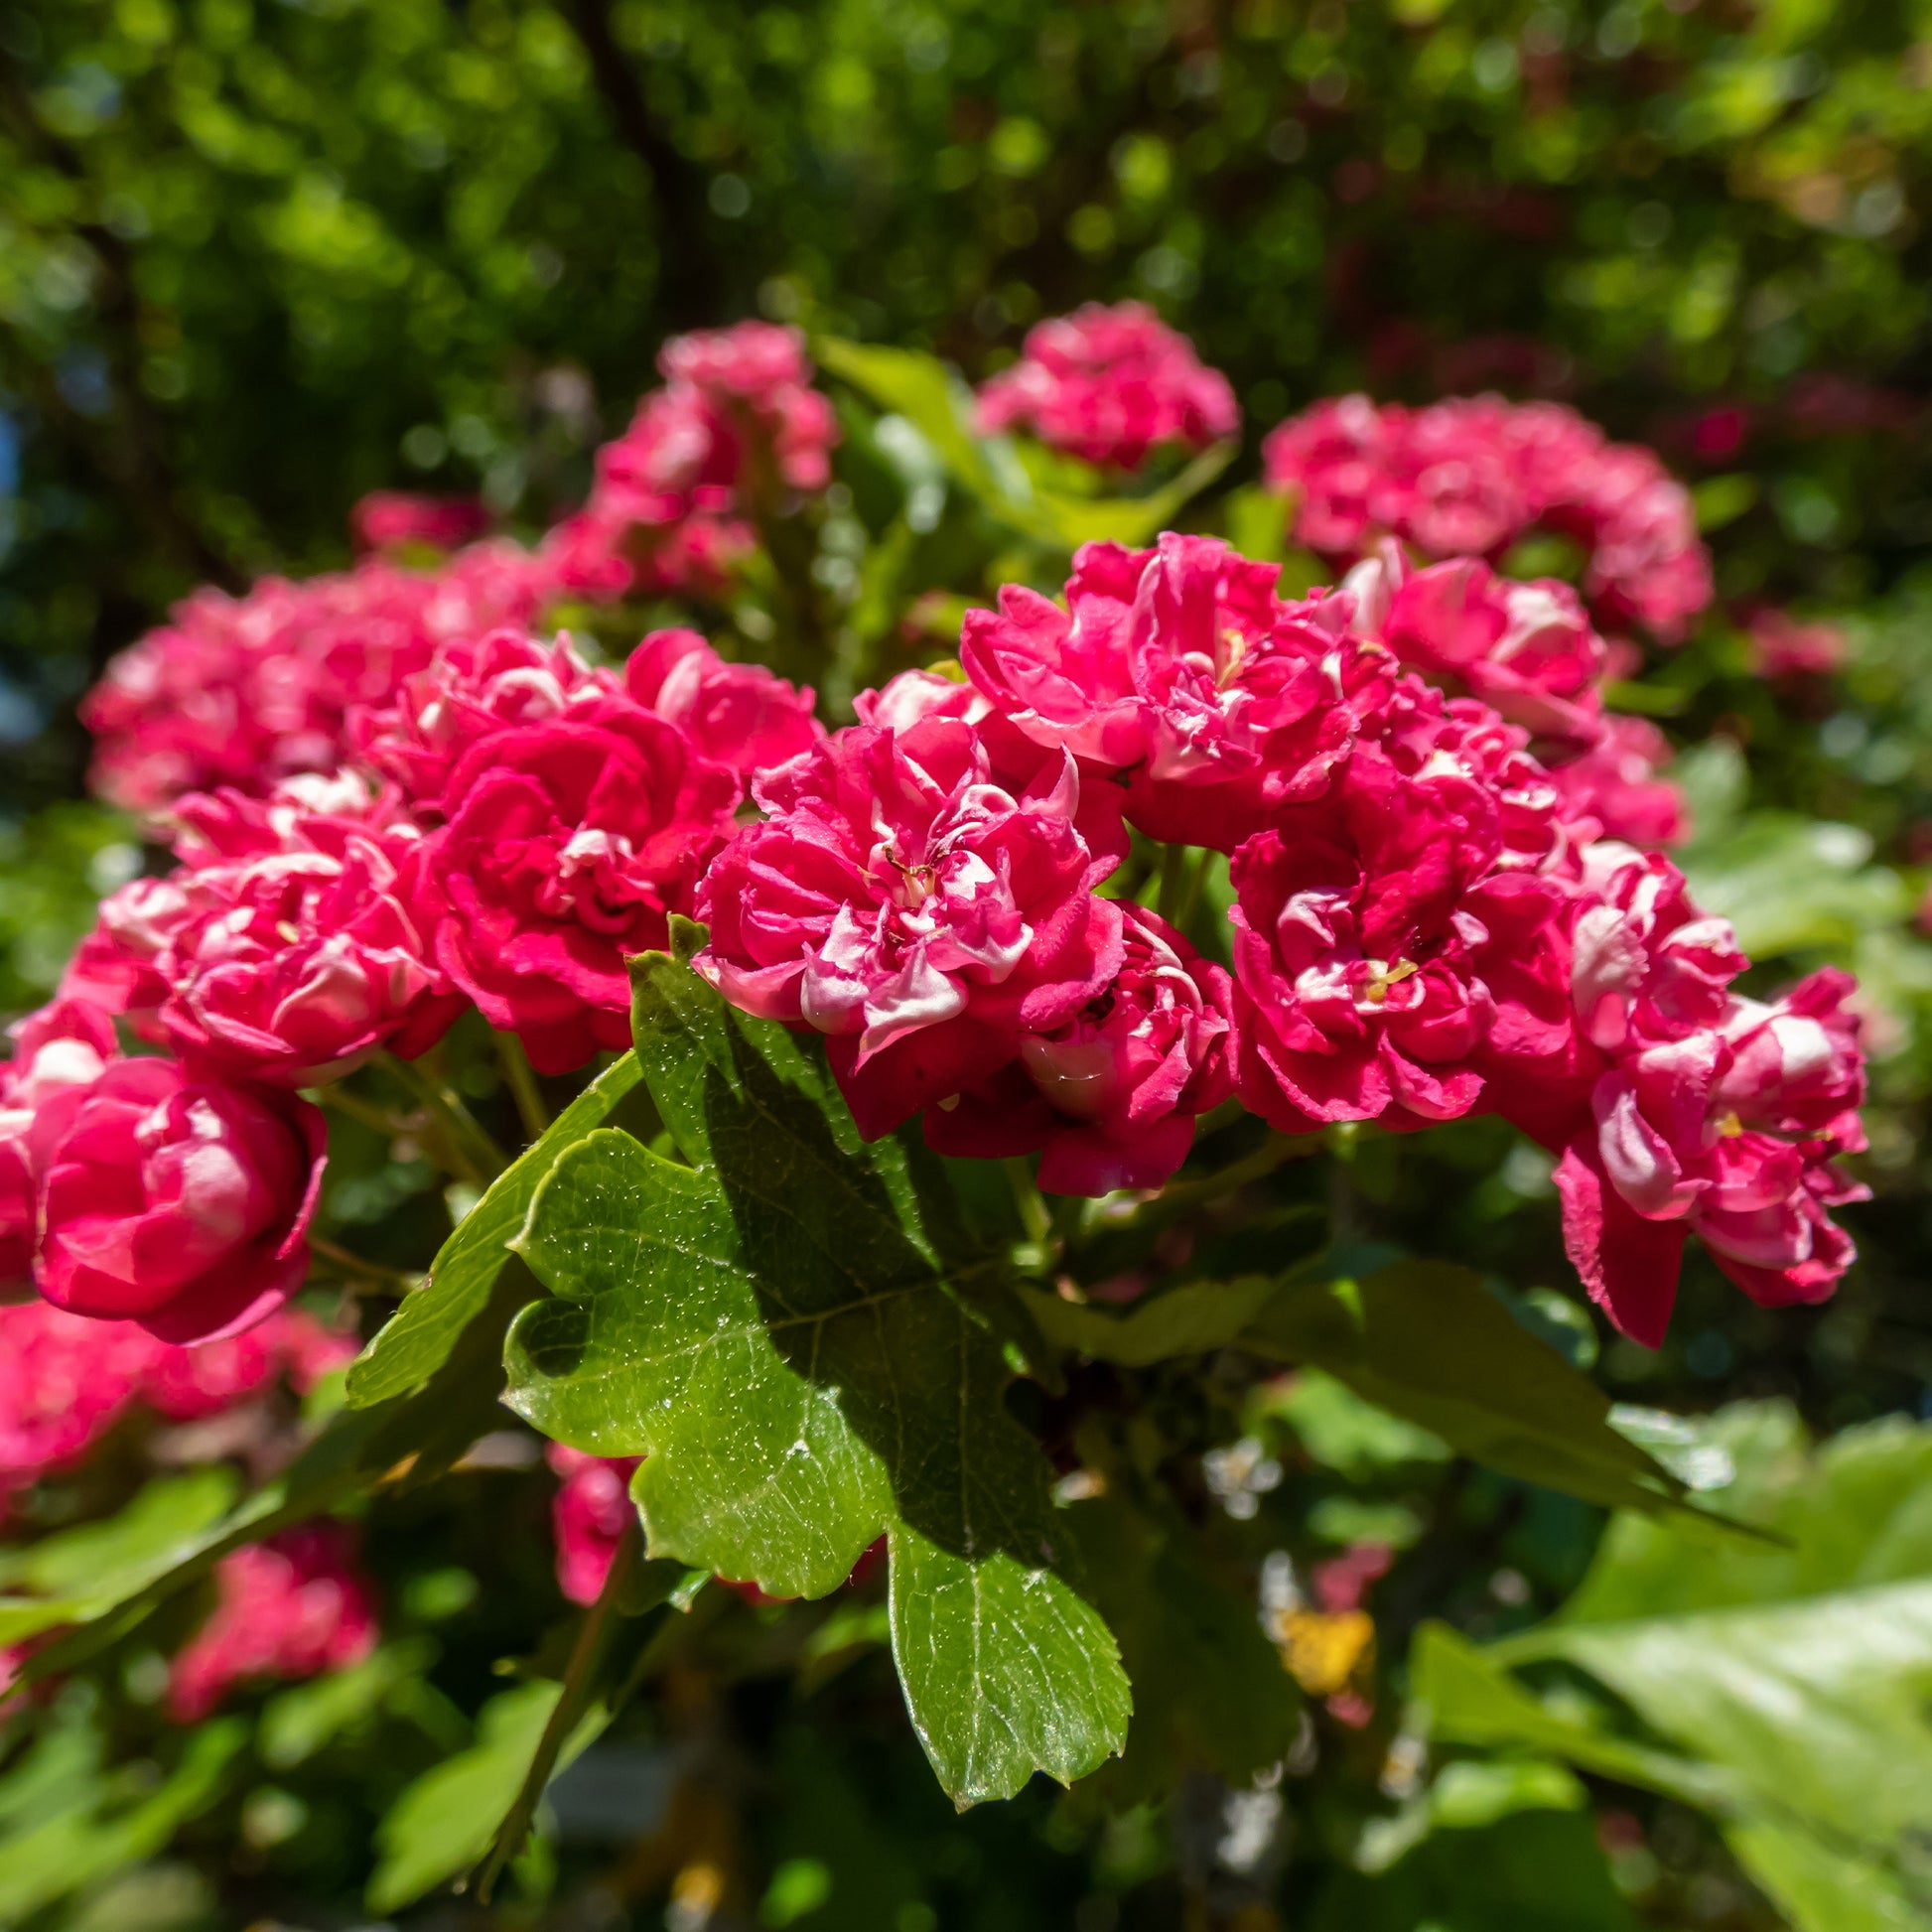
(694, 716, 1123, 1138)
(21, 1054, 327, 1342)
(82, 546, 555, 814)
(963, 536, 1386, 852)
(926, 904, 1234, 1194)
(406, 709, 737, 1072)
(1507, 844, 1864, 1343)
(1347, 547, 1605, 745)
(351, 491, 489, 557)
(622, 627, 825, 783)
(168, 1524, 378, 1722)
(975, 302, 1238, 471)
(0, 1001, 118, 1283)
(0, 1299, 350, 1498)
(70, 777, 459, 1086)
(1228, 748, 1570, 1133)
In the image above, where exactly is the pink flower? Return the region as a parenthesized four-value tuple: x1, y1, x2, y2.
(1543, 716, 1689, 849)
(350, 491, 489, 557)
(1262, 393, 1713, 642)
(0, 1301, 159, 1488)
(623, 628, 823, 783)
(975, 302, 1238, 471)
(961, 535, 1386, 853)
(693, 717, 1123, 1139)
(407, 711, 738, 1073)
(927, 904, 1235, 1194)
(76, 778, 460, 1086)
(0, 1001, 119, 1280)
(1746, 610, 1847, 679)
(1511, 841, 1866, 1344)
(1553, 975, 1866, 1346)
(658, 321, 839, 494)
(138, 1308, 355, 1421)
(348, 629, 622, 816)
(1363, 551, 1606, 744)
(167, 1525, 377, 1722)
(0, 1300, 351, 1495)
(854, 669, 1130, 868)
(24, 1056, 327, 1342)
(548, 1445, 640, 1605)
(1563, 843, 1743, 1055)
(959, 542, 1150, 768)
(1229, 750, 1569, 1133)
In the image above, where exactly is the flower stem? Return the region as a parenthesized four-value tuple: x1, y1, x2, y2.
(495, 1032, 551, 1141)
(1156, 841, 1191, 924)
(375, 1051, 508, 1188)
(309, 1233, 421, 1293)
(1004, 1157, 1054, 1245)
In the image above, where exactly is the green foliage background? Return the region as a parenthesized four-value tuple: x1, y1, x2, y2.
(5, 2, 1932, 1928)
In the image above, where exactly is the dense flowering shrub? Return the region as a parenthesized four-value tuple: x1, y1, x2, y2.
(0, 305, 1882, 1903)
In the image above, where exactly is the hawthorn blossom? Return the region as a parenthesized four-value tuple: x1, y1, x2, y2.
(548, 1445, 640, 1605)
(623, 627, 824, 782)
(926, 904, 1234, 1193)
(963, 535, 1388, 852)
(168, 1525, 378, 1722)
(22, 1055, 327, 1342)
(350, 491, 489, 557)
(82, 546, 555, 813)
(69, 777, 460, 1086)
(693, 716, 1123, 1139)
(975, 302, 1238, 471)
(1543, 715, 1689, 849)
(1228, 747, 1571, 1133)
(406, 709, 737, 1072)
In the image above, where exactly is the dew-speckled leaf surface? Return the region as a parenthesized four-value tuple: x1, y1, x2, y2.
(502, 959, 1130, 1802)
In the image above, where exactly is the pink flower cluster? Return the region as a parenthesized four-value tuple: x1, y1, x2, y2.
(694, 533, 1864, 1339)
(168, 1523, 378, 1722)
(975, 301, 1239, 472)
(25, 609, 819, 1341)
(541, 321, 836, 603)
(83, 326, 837, 819)
(82, 545, 555, 816)
(0, 1298, 350, 1504)
(1262, 394, 1715, 642)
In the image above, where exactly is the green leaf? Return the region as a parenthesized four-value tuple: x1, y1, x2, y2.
(889, 1521, 1132, 1804)
(502, 954, 1129, 1803)
(1020, 1277, 1279, 1368)
(0, 1720, 246, 1925)
(366, 1680, 563, 1915)
(815, 336, 1228, 552)
(6, 1261, 527, 1696)
(1034, 439, 1236, 549)
(1424, 1408, 1932, 1932)
(1249, 1262, 1691, 1515)
(1412, 1624, 1733, 1809)
(0, 1468, 239, 1644)
(1678, 812, 1908, 958)
(814, 338, 1009, 512)
(1554, 1401, 1932, 1627)
(345, 1049, 644, 1408)
(1310, 1801, 1639, 1932)
(258, 1639, 436, 1770)
(1072, 1491, 1300, 1802)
